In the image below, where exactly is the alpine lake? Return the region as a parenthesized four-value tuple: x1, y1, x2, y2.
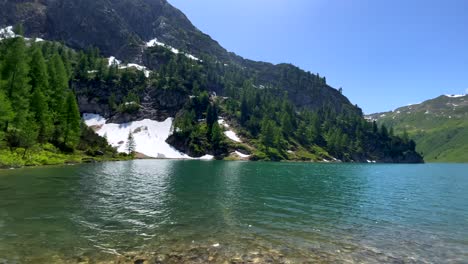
(0, 161, 467, 263)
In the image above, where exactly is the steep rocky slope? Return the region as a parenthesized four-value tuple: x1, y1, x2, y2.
(0, 0, 358, 115)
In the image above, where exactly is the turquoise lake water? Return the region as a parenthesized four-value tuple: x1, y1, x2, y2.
(0, 161, 467, 263)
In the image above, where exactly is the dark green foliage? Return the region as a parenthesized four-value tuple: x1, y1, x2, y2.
(0, 36, 118, 161)
(30, 88, 53, 143)
(60, 91, 82, 149)
(367, 95, 468, 162)
(0, 32, 421, 163)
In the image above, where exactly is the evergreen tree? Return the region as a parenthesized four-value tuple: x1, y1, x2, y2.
(48, 53, 69, 114)
(0, 91, 14, 139)
(60, 91, 81, 149)
(260, 119, 277, 150)
(30, 88, 53, 143)
(29, 47, 49, 94)
(1, 37, 31, 132)
(126, 131, 136, 155)
(211, 122, 224, 150)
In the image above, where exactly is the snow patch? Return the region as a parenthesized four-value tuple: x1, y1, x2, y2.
(82, 113, 213, 159)
(218, 119, 230, 128)
(445, 94, 465, 98)
(224, 130, 241, 143)
(0, 26, 16, 40)
(108, 56, 121, 66)
(0, 26, 46, 43)
(146, 38, 200, 61)
(83, 113, 107, 127)
(234, 151, 250, 158)
(108, 57, 151, 77)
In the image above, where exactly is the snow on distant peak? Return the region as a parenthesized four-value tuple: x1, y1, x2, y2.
(146, 38, 200, 61)
(82, 113, 213, 160)
(444, 94, 466, 98)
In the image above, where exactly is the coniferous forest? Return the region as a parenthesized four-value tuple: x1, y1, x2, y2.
(0, 29, 125, 167)
(0, 27, 423, 167)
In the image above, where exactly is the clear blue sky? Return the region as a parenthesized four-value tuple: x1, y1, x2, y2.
(168, 0, 468, 113)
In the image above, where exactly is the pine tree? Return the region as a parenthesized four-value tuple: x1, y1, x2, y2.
(30, 88, 53, 143)
(211, 122, 223, 150)
(280, 112, 293, 138)
(29, 47, 49, 94)
(1, 37, 31, 132)
(260, 119, 276, 149)
(0, 91, 14, 139)
(61, 91, 81, 149)
(126, 131, 136, 155)
(48, 53, 69, 114)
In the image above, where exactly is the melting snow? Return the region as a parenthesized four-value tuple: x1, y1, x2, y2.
(83, 113, 107, 126)
(108, 56, 121, 66)
(146, 38, 200, 61)
(1, 26, 46, 43)
(224, 130, 241, 143)
(0, 26, 16, 40)
(234, 151, 250, 158)
(218, 119, 230, 128)
(83, 113, 213, 159)
(108, 57, 151, 77)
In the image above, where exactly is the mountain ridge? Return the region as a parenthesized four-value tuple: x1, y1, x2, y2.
(0, 0, 423, 163)
(0, 0, 358, 115)
(366, 94, 468, 162)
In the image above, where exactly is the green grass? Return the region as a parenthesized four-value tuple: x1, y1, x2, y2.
(0, 147, 132, 169)
(372, 97, 468, 163)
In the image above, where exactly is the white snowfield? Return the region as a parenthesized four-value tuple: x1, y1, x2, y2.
(108, 57, 151, 77)
(83, 113, 213, 160)
(146, 38, 200, 61)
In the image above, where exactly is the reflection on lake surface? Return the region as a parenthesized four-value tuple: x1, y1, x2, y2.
(0, 161, 467, 263)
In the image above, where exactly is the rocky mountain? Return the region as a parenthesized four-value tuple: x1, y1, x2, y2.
(366, 94, 468, 162)
(0, 0, 423, 163)
(0, 0, 358, 115)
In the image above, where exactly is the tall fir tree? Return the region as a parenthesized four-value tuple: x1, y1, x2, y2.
(29, 47, 49, 94)
(60, 91, 81, 149)
(30, 88, 53, 143)
(0, 37, 31, 134)
(48, 53, 69, 114)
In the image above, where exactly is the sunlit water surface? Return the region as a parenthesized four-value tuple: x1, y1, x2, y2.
(0, 161, 467, 263)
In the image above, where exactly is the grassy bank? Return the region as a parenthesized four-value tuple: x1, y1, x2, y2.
(0, 145, 132, 169)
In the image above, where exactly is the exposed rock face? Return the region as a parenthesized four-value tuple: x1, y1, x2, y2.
(0, 0, 360, 115)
